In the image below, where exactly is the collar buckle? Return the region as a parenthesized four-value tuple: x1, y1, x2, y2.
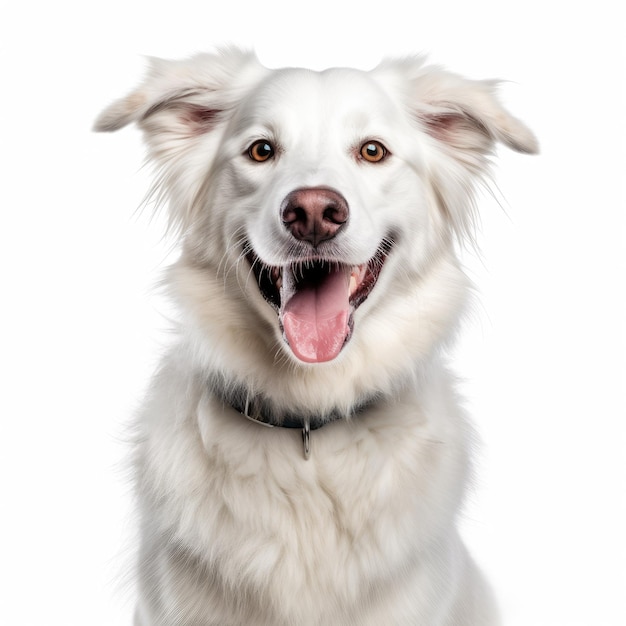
(242, 395, 275, 428)
(243, 393, 312, 460)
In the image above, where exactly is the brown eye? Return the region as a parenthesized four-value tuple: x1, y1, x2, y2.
(248, 140, 275, 162)
(360, 141, 388, 163)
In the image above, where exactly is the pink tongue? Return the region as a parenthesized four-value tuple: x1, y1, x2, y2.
(282, 269, 350, 363)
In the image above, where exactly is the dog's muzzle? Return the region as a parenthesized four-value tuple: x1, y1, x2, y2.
(247, 188, 393, 364)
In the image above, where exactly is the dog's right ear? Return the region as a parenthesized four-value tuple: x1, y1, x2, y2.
(94, 49, 267, 233)
(93, 48, 265, 135)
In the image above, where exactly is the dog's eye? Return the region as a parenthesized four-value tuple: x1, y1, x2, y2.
(360, 141, 388, 163)
(248, 140, 275, 162)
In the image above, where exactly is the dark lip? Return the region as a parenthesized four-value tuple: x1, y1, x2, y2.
(245, 237, 393, 312)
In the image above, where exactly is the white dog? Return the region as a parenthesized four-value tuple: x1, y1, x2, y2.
(96, 48, 537, 625)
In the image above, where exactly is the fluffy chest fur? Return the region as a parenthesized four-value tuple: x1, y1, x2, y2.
(135, 353, 473, 625)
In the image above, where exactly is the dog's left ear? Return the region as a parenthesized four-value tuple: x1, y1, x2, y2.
(373, 58, 538, 241)
(373, 57, 539, 156)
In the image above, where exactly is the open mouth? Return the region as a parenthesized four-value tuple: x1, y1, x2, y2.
(247, 239, 392, 363)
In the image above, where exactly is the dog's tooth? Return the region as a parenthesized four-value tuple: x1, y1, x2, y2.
(280, 264, 296, 303)
(349, 264, 367, 293)
(263, 266, 282, 291)
(349, 274, 358, 296)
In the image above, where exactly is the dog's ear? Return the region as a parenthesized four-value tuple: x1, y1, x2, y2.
(94, 48, 264, 135)
(94, 48, 266, 233)
(374, 57, 538, 157)
(414, 75, 539, 157)
(373, 58, 538, 241)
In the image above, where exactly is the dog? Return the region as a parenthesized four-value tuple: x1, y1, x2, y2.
(95, 48, 537, 625)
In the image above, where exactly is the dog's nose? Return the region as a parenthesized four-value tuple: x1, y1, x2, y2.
(281, 187, 348, 247)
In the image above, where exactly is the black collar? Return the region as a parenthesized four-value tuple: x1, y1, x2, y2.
(208, 376, 380, 459)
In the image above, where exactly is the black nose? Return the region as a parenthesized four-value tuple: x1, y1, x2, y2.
(281, 187, 349, 247)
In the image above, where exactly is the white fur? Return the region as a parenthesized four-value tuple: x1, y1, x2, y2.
(96, 48, 537, 625)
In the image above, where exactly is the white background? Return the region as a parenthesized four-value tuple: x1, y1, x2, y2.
(1, 1, 624, 625)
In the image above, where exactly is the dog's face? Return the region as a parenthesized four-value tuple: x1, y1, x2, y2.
(96, 50, 537, 368)
(217, 68, 436, 363)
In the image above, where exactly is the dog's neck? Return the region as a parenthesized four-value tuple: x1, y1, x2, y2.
(207, 375, 380, 459)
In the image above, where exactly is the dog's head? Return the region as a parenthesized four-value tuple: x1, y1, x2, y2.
(96, 49, 537, 368)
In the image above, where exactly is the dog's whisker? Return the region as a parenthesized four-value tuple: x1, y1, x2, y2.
(216, 228, 251, 292)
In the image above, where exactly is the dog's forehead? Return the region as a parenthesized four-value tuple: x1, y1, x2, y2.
(240, 66, 400, 125)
